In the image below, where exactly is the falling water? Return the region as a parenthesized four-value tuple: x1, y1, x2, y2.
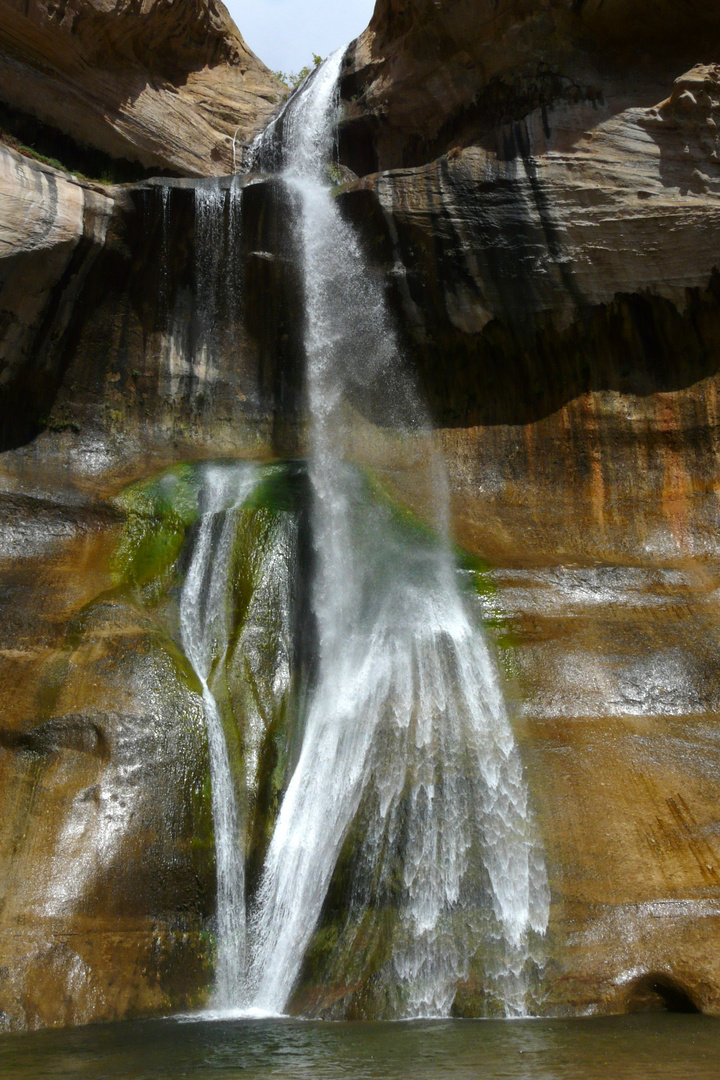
(159, 184, 171, 314)
(180, 464, 258, 1007)
(194, 186, 224, 354)
(193, 179, 244, 369)
(243, 53, 550, 1017)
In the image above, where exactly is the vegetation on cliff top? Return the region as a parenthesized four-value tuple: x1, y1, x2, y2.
(272, 53, 324, 89)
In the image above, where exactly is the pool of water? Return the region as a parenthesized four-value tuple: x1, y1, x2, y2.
(0, 1014, 718, 1079)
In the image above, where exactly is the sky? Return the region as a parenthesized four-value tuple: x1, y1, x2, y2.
(224, 0, 377, 78)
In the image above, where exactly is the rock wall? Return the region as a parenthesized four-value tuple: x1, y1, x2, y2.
(0, 144, 296, 1028)
(0, 147, 114, 449)
(0, 144, 308, 461)
(333, 0, 720, 1017)
(0, 0, 284, 176)
(1, 0, 720, 1029)
(0, 474, 216, 1030)
(341, 0, 720, 171)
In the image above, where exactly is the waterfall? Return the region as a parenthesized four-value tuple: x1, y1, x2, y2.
(240, 52, 550, 1017)
(194, 179, 243, 364)
(178, 51, 548, 1019)
(180, 464, 258, 1008)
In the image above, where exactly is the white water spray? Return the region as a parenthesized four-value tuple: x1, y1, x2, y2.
(180, 464, 258, 1007)
(244, 52, 550, 1017)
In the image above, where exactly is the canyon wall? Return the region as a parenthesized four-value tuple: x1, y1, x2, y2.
(336, 0, 720, 1017)
(1, 0, 720, 1027)
(0, 0, 283, 176)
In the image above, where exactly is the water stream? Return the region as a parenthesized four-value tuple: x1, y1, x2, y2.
(194, 180, 243, 367)
(180, 465, 258, 1007)
(184, 50, 549, 1019)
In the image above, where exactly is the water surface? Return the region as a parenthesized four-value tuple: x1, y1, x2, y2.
(1, 1015, 718, 1079)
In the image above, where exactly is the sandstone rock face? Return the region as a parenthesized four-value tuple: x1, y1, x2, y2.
(0, 0, 283, 176)
(0, 145, 302, 1028)
(2, 0, 720, 1032)
(436, 398, 720, 1016)
(0, 143, 304, 461)
(332, 0, 720, 1017)
(339, 63, 720, 426)
(0, 482, 215, 1030)
(0, 146, 114, 449)
(342, 0, 720, 172)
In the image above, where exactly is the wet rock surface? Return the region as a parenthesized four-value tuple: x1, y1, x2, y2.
(329, 0, 720, 1018)
(1, 0, 720, 1030)
(0, 482, 215, 1030)
(0, 151, 303, 460)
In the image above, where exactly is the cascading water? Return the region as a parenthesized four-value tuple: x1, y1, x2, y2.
(179, 51, 548, 1019)
(180, 464, 258, 1008)
(238, 52, 550, 1017)
(194, 179, 243, 363)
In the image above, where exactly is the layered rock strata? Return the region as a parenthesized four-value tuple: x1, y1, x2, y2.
(341, 0, 720, 172)
(0, 480, 215, 1030)
(0, 0, 283, 176)
(0, 143, 304, 459)
(0, 142, 299, 1028)
(2, 0, 720, 1030)
(332, 0, 720, 1017)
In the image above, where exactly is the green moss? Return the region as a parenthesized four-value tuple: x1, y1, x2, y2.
(222, 465, 307, 890)
(455, 547, 494, 594)
(162, 632, 204, 698)
(45, 419, 81, 434)
(111, 465, 199, 605)
(363, 469, 440, 551)
(189, 767, 216, 870)
(242, 461, 305, 515)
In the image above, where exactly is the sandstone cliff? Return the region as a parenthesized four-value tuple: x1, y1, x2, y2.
(1, 0, 720, 1032)
(341, 0, 720, 171)
(332, 0, 720, 1018)
(0, 145, 300, 1027)
(0, 0, 283, 176)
